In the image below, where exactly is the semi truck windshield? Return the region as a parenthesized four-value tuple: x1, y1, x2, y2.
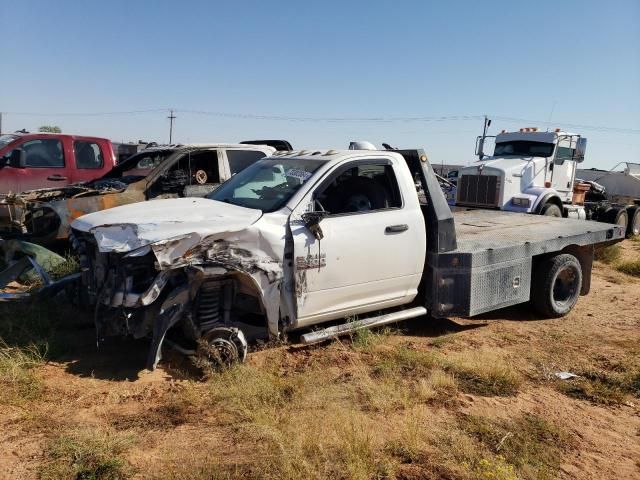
(493, 141, 555, 157)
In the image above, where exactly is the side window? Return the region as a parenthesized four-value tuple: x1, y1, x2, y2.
(21, 139, 64, 167)
(555, 146, 574, 162)
(227, 150, 267, 175)
(316, 162, 402, 215)
(74, 141, 104, 169)
(148, 150, 221, 198)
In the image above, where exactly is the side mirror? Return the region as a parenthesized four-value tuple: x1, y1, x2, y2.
(301, 210, 330, 240)
(8, 149, 26, 168)
(575, 137, 587, 163)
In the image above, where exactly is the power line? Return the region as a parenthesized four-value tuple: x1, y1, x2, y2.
(4, 108, 168, 117)
(492, 116, 640, 135)
(2, 108, 639, 135)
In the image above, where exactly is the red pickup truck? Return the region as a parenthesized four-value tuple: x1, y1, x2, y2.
(0, 133, 116, 193)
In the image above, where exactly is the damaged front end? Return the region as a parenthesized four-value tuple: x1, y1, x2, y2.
(70, 213, 283, 371)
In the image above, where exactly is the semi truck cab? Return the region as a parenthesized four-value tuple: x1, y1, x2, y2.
(457, 128, 587, 217)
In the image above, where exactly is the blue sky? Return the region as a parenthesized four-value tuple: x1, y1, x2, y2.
(1, 0, 638, 169)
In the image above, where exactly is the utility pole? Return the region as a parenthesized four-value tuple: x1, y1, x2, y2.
(167, 109, 176, 144)
(0, 112, 3, 135)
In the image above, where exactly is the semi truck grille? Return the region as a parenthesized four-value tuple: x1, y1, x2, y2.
(456, 174, 501, 208)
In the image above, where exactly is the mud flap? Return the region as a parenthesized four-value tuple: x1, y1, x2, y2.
(146, 284, 190, 370)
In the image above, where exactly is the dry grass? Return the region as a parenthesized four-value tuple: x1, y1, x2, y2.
(48, 252, 80, 280)
(594, 244, 622, 264)
(615, 258, 640, 277)
(459, 413, 572, 479)
(39, 427, 135, 480)
(0, 339, 43, 405)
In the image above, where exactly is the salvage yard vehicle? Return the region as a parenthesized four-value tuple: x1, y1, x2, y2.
(0, 132, 116, 192)
(457, 127, 640, 237)
(69, 147, 625, 370)
(0, 142, 283, 245)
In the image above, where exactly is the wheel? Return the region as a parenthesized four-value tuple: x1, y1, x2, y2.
(194, 169, 208, 184)
(541, 203, 562, 217)
(195, 327, 248, 371)
(626, 206, 640, 238)
(601, 207, 628, 231)
(531, 254, 582, 318)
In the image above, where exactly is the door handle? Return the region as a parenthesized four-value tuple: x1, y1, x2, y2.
(47, 175, 68, 181)
(385, 224, 409, 233)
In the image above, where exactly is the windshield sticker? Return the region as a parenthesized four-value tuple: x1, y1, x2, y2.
(285, 168, 312, 181)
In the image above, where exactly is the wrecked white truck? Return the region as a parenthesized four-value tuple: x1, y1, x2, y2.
(69, 148, 625, 370)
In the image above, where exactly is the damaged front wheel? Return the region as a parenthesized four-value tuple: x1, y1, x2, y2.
(194, 327, 248, 373)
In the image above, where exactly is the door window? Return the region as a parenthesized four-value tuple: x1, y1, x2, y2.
(74, 141, 104, 169)
(315, 162, 402, 215)
(226, 149, 267, 175)
(20, 139, 64, 167)
(148, 150, 221, 197)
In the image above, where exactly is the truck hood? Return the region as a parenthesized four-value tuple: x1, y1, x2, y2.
(71, 197, 263, 253)
(462, 156, 547, 176)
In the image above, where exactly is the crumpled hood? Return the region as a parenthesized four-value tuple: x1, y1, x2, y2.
(71, 197, 262, 253)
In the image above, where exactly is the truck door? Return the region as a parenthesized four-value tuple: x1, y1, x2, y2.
(551, 140, 576, 202)
(9, 137, 68, 192)
(72, 140, 106, 183)
(290, 158, 425, 324)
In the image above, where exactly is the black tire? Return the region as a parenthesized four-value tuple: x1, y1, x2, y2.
(335, 177, 391, 213)
(531, 253, 582, 318)
(601, 207, 628, 231)
(541, 203, 562, 217)
(626, 206, 640, 238)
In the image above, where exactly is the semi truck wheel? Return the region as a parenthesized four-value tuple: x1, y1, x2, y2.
(602, 207, 628, 231)
(541, 203, 562, 217)
(626, 207, 640, 238)
(531, 253, 582, 318)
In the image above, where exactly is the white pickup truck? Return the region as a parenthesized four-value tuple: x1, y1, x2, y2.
(69, 148, 625, 369)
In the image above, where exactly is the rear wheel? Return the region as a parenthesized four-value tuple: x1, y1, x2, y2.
(541, 203, 562, 217)
(626, 207, 640, 238)
(602, 207, 628, 231)
(531, 254, 582, 318)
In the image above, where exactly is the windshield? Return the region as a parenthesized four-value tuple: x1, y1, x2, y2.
(102, 149, 174, 181)
(208, 158, 328, 212)
(493, 141, 555, 157)
(0, 135, 18, 149)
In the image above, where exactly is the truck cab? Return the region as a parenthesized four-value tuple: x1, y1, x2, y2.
(456, 129, 586, 217)
(0, 133, 117, 193)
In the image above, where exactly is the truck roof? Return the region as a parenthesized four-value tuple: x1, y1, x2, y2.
(8, 132, 112, 142)
(496, 131, 578, 143)
(271, 148, 403, 162)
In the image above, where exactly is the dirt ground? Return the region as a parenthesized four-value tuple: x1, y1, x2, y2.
(1, 240, 639, 480)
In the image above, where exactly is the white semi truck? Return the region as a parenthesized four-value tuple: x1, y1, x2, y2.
(456, 127, 640, 237)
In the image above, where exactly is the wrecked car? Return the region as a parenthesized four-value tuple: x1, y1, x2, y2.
(0, 142, 287, 246)
(69, 147, 624, 371)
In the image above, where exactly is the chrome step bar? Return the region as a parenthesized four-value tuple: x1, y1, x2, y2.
(300, 306, 427, 345)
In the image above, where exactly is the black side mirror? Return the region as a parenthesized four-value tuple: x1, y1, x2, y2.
(301, 211, 330, 240)
(8, 149, 26, 168)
